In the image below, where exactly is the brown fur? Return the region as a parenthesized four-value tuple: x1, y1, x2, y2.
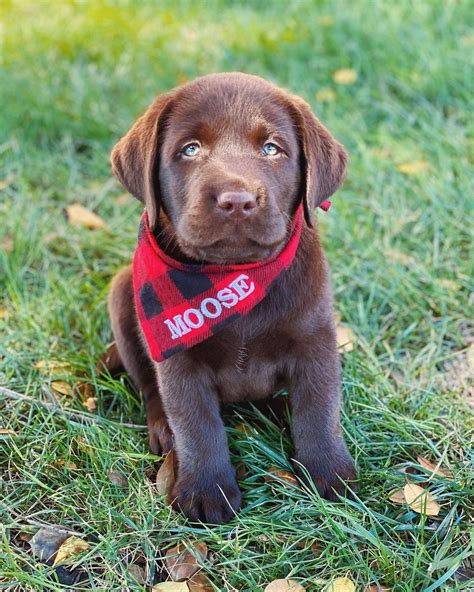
(108, 73, 356, 524)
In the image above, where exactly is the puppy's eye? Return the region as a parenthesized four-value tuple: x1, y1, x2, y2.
(181, 142, 201, 157)
(261, 142, 280, 156)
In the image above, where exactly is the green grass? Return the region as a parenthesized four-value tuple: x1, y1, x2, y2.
(0, 0, 473, 590)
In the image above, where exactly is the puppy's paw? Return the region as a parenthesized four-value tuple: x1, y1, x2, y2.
(170, 468, 242, 524)
(148, 418, 173, 456)
(294, 445, 358, 501)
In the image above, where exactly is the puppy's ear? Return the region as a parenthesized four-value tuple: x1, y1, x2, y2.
(111, 92, 175, 230)
(290, 96, 348, 227)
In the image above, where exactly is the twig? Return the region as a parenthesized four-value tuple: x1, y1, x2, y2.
(0, 385, 146, 430)
(0, 501, 85, 538)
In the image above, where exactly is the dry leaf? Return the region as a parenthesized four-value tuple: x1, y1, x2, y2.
(397, 161, 430, 175)
(52, 460, 78, 470)
(165, 542, 208, 581)
(127, 563, 147, 584)
(388, 488, 405, 504)
(188, 572, 214, 591)
(265, 579, 306, 592)
(332, 69, 357, 85)
(66, 203, 107, 229)
(35, 360, 71, 375)
(0, 306, 7, 319)
(386, 250, 412, 266)
(404, 483, 440, 516)
(0, 428, 16, 436)
(265, 466, 298, 487)
(365, 585, 391, 591)
(152, 583, 189, 592)
(417, 455, 453, 479)
(51, 381, 73, 397)
(50, 380, 72, 397)
(326, 577, 356, 592)
(74, 380, 94, 399)
(29, 527, 69, 562)
(316, 88, 336, 102)
(156, 449, 176, 496)
(84, 397, 97, 412)
(297, 539, 321, 556)
(53, 535, 89, 565)
(336, 324, 356, 352)
(107, 470, 128, 487)
(437, 279, 461, 291)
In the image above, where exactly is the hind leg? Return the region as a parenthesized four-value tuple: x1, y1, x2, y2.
(108, 265, 173, 455)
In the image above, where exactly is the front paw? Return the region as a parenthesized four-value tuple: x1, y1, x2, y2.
(170, 467, 242, 524)
(294, 444, 358, 501)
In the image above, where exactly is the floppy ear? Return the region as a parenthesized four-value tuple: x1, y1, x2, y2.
(110, 91, 175, 230)
(291, 96, 348, 227)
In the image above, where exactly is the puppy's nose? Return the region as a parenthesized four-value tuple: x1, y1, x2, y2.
(216, 191, 257, 218)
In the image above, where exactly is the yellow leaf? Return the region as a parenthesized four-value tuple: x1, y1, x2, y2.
(403, 483, 440, 516)
(53, 536, 88, 565)
(35, 360, 71, 375)
(51, 381, 73, 396)
(0, 306, 7, 319)
(0, 428, 16, 436)
(265, 579, 306, 592)
(326, 577, 356, 592)
(332, 69, 357, 85)
(84, 397, 97, 412)
(336, 324, 356, 352)
(265, 466, 298, 487)
(388, 488, 405, 504)
(316, 88, 337, 103)
(416, 455, 453, 479)
(66, 203, 107, 229)
(152, 583, 189, 592)
(156, 449, 176, 496)
(396, 161, 430, 175)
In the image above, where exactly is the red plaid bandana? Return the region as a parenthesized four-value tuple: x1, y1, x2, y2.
(133, 205, 305, 362)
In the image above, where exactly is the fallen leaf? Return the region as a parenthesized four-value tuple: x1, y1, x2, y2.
(365, 585, 391, 591)
(29, 527, 70, 562)
(0, 306, 7, 319)
(326, 577, 356, 592)
(128, 563, 147, 584)
(156, 449, 176, 496)
(332, 69, 357, 85)
(74, 380, 94, 399)
(52, 460, 78, 470)
(35, 360, 71, 375)
(316, 88, 336, 102)
(416, 455, 453, 479)
(165, 542, 208, 581)
(51, 380, 73, 397)
(437, 279, 461, 291)
(297, 539, 321, 556)
(84, 397, 97, 412)
(404, 483, 440, 516)
(265, 579, 306, 592)
(388, 488, 405, 504)
(265, 466, 298, 487)
(397, 161, 430, 175)
(336, 324, 356, 352)
(0, 428, 16, 436)
(386, 250, 412, 266)
(188, 572, 214, 591)
(66, 203, 107, 229)
(152, 583, 189, 592)
(53, 536, 89, 566)
(18, 532, 33, 543)
(107, 470, 128, 487)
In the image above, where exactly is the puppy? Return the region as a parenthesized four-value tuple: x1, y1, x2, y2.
(108, 72, 356, 523)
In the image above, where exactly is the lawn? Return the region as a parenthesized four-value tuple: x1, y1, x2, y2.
(0, 0, 472, 590)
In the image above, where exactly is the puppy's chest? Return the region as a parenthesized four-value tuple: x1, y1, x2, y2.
(213, 338, 288, 402)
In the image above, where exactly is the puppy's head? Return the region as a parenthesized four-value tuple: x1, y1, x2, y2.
(111, 73, 347, 264)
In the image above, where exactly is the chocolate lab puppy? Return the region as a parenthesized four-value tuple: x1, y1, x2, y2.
(108, 72, 356, 523)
